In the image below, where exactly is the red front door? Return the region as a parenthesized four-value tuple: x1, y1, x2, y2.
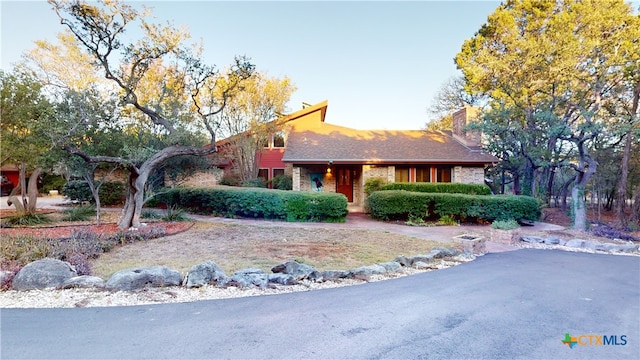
(337, 167, 353, 202)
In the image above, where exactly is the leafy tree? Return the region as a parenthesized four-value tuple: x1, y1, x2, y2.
(0, 70, 55, 214)
(456, 0, 638, 230)
(214, 73, 296, 183)
(425, 76, 483, 131)
(48, 0, 254, 229)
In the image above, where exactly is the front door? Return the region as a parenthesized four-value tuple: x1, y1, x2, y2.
(337, 167, 354, 202)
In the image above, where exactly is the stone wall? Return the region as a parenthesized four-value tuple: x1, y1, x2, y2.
(175, 169, 223, 188)
(453, 166, 485, 185)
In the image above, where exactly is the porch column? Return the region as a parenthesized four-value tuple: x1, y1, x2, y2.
(292, 167, 301, 191)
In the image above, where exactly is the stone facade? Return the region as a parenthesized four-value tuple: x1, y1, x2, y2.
(293, 164, 487, 206)
(176, 169, 223, 188)
(452, 166, 485, 185)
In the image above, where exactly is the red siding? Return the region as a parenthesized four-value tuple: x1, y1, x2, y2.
(259, 149, 285, 170)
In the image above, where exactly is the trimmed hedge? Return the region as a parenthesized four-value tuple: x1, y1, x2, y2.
(62, 180, 126, 206)
(156, 187, 348, 222)
(366, 190, 540, 222)
(379, 182, 492, 195)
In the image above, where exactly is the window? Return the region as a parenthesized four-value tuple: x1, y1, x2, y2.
(395, 166, 410, 182)
(415, 167, 430, 182)
(437, 166, 452, 182)
(273, 131, 285, 147)
(272, 168, 285, 177)
(258, 168, 269, 181)
(258, 136, 269, 148)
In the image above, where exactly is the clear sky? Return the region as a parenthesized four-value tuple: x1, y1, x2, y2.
(1, 0, 502, 130)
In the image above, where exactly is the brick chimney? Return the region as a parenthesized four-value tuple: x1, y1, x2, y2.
(452, 106, 481, 147)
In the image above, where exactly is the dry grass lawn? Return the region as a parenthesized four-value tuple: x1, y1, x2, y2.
(91, 221, 444, 278)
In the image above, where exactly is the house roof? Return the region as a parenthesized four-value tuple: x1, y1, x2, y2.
(282, 122, 498, 164)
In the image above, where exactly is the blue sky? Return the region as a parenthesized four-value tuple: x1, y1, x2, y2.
(1, 1, 502, 130)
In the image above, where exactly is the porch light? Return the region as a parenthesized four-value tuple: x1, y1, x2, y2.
(326, 167, 331, 174)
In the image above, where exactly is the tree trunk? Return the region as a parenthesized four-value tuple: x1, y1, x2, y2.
(571, 158, 597, 231)
(84, 173, 102, 225)
(615, 80, 639, 226)
(117, 170, 147, 230)
(631, 186, 640, 227)
(7, 165, 41, 215)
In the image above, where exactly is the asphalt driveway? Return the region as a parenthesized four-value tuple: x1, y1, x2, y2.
(2, 249, 638, 359)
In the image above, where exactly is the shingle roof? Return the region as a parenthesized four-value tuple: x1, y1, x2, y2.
(282, 123, 498, 164)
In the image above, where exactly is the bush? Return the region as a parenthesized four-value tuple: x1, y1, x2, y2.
(364, 177, 387, 196)
(61, 205, 95, 222)
(491, 219, 520, 230)
(219, 174, 240, 186)
(366, 190, 540, 223)
(62, 180, 125, 206)
(242, 178, 267, 188)
(2, 213, 52, 227)
(156, 186, 349, 222)
(62, 180, 93, 203)
(270, 174, 293, 190)
(40, 174, 66, 193)
(380, 182, 492, 195)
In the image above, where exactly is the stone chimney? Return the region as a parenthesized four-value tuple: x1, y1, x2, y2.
(452, 106, 481, 147)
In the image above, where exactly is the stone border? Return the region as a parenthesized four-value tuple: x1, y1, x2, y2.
(6, 247, 468, 293)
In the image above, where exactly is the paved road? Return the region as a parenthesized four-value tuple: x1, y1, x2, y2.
(2, 249, 638, 359)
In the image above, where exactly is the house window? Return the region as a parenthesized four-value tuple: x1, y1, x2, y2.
(272, 168, 285, 178)
(258, 136, 269, 148)
(258, 168, 269, 181)
(415, 166, 431, 182)
(395, 166, 410, 182)
(273, 131, 285, 148)
(436, 166, 452, 183)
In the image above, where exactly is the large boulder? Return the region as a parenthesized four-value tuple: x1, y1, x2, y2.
(184, 261, 228, 288)
(271, 261, 318, 280)
(431, 247, 462, 258)
(268, 273, 298, 286)
(227, 268, 268, 288)
(106, 266, 182, 291)
(12, 258, 78, 290)
(320, 270, 350, 280)
(60, 276, 106, 289)
(378, 261, 402, 273)
(349, 264, 387, 277)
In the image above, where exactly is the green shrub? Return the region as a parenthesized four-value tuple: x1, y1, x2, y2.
(162, 205, 188, 222)
(219, 174, 240, 186)
(270, 174, 293, 190)
(364, 177, 387, 196)
(156, 187, 348, 222)
(62, 180, 125, 206)
(380, 182, 492, 195)
(141, 209, 162, 219)
(491, 219, 520, 230)
(62, 180, 93, 203)
(40, 174, 66, 193)
(366, 190, 540, 223)
(99, 181, 125, 205)
(437, 215, 458, 226)
(2, 213, 52, 227)
(242, 178, 267, 188)
(61, 205, 95, 222)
